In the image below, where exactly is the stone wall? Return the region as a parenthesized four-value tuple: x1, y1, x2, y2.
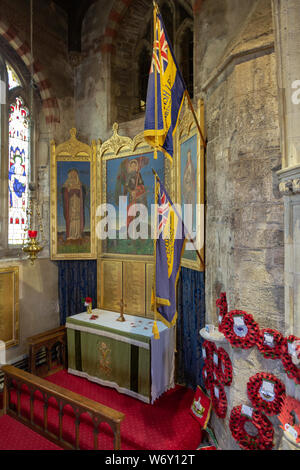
(195, 0, 288, 449)
(199, 0, 284, 336)
(209, 339, 287, 450)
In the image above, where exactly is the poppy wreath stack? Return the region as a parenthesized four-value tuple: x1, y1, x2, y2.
(202, 340, 216, 393)
(210, 381, 227, 419)
(215, 347, 233, 386)
(247, 372, 285, 416)
(202, 340, 217, 367)
(229, 405, 274, 450)
(222, 310, 259, 349)
(202, 364, 214, 390)
(216, 292, 228, 333)
(281, 335, 300, 385)
(256, 328, 284, 360)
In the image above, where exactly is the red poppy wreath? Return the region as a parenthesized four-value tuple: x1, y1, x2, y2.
(216, 292, 228, 332)
(210, 381, 227, 419)
(215, 347, 233, 386)
(281, 335, 300, 385)
(257, 328, 284, 360)
(202, 340, 217, 366)
(229, 405, 274, 450)
(202, 364, 214, 391)
(247, 372, 285, 416)
(222, 310, 259, 349)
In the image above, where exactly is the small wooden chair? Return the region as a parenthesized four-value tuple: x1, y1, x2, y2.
(27, 326, 67, 376)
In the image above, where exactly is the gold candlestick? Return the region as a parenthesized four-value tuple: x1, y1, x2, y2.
(87, 303, 92, 315)
(117, 299, 126, 322)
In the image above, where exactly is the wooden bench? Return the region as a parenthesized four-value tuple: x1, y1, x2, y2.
(27, 326, 67, 376)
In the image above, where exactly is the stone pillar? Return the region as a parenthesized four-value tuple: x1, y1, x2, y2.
(278, 171, 300, 337)
(272, 0, 300, 337)
(272, 0, 300, 169)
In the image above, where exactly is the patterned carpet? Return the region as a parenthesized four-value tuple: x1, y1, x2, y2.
(0, 369, 202, 450)
(0, 414, 62, 450)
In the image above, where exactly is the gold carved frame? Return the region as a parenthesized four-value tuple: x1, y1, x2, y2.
(97, 123, 174, 316)
(0, 266, 19, 348)
(50, 128, 97, 260)
(97, 122, 174, 260)
(175, 98, 205, 271)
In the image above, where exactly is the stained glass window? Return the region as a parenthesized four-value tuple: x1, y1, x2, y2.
(8, 96, 30, 245)
(7, 63, 22, 90)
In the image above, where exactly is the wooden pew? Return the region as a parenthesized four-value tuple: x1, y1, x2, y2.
(27, 326, 66, 376)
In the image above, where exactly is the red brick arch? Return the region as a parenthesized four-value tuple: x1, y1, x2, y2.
(192, 0, 203, 13)
(101, 0, 134, 54)
(101, 0, 196, 54)
(0, 17, 60, 125)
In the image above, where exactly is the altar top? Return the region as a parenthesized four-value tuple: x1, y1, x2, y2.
(66, 309, 169, 341)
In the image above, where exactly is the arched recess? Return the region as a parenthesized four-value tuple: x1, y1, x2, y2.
(0, 17, 60, 125)
(135, 38, 152, 113)
(175, 18, 194, 98)
(102, 0, 194, 125)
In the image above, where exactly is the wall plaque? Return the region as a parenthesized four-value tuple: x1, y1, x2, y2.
(98, 260, 122, 312)
(123, 261, 146, 316)
(0, 266, 19, 348)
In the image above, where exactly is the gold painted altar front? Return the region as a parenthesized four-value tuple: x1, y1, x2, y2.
(66, 309, 175, 404)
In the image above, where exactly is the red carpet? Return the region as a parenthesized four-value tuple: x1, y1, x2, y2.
(0, 414, 62, 450)
(1, 370, 202, 450)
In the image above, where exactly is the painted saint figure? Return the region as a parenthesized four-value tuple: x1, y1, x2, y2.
(8, 153, 26, 209)
(182, 149, 196, 207)
(115, 156, 149, 227)
(62, 168, 86, 240)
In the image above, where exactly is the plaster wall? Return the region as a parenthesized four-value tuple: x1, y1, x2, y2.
(0, 258, 59, 363)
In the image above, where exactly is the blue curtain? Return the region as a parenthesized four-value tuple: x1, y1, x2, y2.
(177, 267, 205, 390)
(57, 260, 97, 325)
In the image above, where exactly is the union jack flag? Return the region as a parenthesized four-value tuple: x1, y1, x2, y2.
(158, 187, 170, 236)
(152, 175, 187, 329)
(144, 8, 186, 162)
(150, 17, 169, 74)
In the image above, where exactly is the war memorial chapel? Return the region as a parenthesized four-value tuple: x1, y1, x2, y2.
(0, 0, 299, 453)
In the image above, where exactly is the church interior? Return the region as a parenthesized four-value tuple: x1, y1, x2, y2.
(0, 0, 299, 452)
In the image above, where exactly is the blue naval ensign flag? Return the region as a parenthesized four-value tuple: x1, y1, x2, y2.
(144, 2, 187, 163)
(151, 171, 188, 339)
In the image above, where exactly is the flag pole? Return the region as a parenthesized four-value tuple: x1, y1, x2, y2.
(153, 1, 158, 160)
(152, 168, 205, 269)
(185, 90, 206, 150)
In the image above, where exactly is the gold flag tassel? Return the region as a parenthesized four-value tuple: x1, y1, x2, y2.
(153, 320, 160, 340)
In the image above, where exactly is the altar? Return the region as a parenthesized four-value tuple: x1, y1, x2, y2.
(66, 309, 175, 404)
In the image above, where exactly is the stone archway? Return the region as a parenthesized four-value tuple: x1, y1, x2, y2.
(0, 17, 60, 124)
(103, 0, 194, 123)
